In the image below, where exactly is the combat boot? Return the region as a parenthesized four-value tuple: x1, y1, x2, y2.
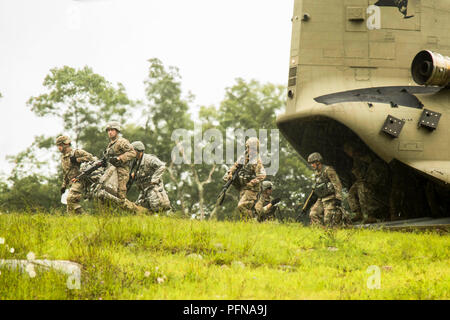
(74, 207, 84, 215)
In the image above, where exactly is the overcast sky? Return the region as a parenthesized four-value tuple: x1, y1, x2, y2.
(0, 0, 293, 177)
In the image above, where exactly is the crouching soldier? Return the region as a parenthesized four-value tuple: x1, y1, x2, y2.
(129, 141, 171, 213)
(254, 181, 281, 222)
(307, 152, 346, 227)
(56, 135, 94, 214)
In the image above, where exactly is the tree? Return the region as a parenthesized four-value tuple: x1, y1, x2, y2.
(0, 67, 134, 212)
(27, 65, 132, 154)
(141, 58, 194, 161)
(135, 58, 196, 214)
(214, 78, 313, 220)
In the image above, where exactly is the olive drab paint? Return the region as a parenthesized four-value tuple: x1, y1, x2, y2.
(277, 0, 450, 218)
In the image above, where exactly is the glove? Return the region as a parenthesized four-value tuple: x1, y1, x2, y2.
(70, 155, 78, 165)
(101, 157, 108, 167)
(271, 198, 281, 206)
(60, 187, 66, 195)
(109, 157, 122, 167)
(335, 199, 342, 207)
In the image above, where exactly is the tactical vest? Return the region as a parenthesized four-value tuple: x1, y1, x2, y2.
(313, 166, 335, 198)
(62, 149, 80, 185)
(105, 140, 118, 158)
(238, 162, 256, 186)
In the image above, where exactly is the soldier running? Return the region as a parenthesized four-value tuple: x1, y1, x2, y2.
(56, 135, 94, 214)
(224, 137, 266, 220)
(104, 121, 137, 210)
(307, 152, 346, 227)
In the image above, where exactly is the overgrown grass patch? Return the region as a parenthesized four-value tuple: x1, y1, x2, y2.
(0, 212, 448, 299)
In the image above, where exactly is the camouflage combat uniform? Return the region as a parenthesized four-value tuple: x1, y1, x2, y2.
(104, 136, 136, 208)
(226, 155, 266, 220)
(310, 165, 344, 227)
(254, 192, 277, 222)
(348, 153, 390, 222)
(78, 160, 143, 213)
(61, 148, 94, 213)
(347, 153, 372, 221)
(133, 153, 171, 212)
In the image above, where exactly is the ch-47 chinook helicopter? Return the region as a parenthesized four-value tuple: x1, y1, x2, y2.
(276, 0, 450, 224)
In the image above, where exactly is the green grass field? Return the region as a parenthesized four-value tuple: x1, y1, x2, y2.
(0, 212, 448, 300)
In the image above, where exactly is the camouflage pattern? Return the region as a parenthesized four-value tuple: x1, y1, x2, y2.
(80, 161, 146, 213)
(133, 153, 171, 212)
(309, 165, 344, 227)
(237, 189, 259, 220)
(56, 135, 71, 145)
(60, 148, 94, 213)
(131, 141, 145, 152)
(261, 181, 273, 191)
(310, 198, 343, 226)
(307, 152, 323, 163)
(254, 191, 277, 222)
(347, 153, 390, 222)
(226, 153, 266, 220)
(104, 136, 137, 204)
(347, 152, 372, 221)
(105, 121, 121, 132)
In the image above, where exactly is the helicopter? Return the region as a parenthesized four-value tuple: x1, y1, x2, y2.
(276, 0, 450, 220)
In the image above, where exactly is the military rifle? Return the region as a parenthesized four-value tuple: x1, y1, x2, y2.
(126, 156, 143, 194)
(296, 189, 315, 221)
(73, 156, 107, 182)
(216, 164, 242, 206)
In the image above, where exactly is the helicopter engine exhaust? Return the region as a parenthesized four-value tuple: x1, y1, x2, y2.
(411, 50, 450, 87)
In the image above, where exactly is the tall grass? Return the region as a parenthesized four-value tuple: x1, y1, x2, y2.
(0, 212, 448, 299)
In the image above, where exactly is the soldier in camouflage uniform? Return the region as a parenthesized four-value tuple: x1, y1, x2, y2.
(56, 135, 94, 214)
(308, 152, 345, 227)
(104, 122, 137, 209)
(254, 181, 280, 222)
(129, 141, 171, 213)
(224, 137, 266, 220)
(343, 142, 390, 223)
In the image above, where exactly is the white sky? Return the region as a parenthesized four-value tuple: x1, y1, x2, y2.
(0, 0, 293, 178)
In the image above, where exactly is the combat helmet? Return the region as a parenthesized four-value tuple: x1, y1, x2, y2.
(307, 152, 323, 163)
(131, 141, 145, 152)
(56, 135, 71, 145)
(105, 121, 121, 133)
(262, 181, 273, 191)
(245, 137, 260, 148)
(245, 137, 259, 152)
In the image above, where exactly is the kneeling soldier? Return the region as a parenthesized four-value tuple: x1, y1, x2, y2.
(56, 135, 94, 214)
(130, 141, 171, 212)
(254, 181, 281, 222)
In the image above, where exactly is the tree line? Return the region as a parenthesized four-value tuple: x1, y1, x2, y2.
(0, 58, 313, 220)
